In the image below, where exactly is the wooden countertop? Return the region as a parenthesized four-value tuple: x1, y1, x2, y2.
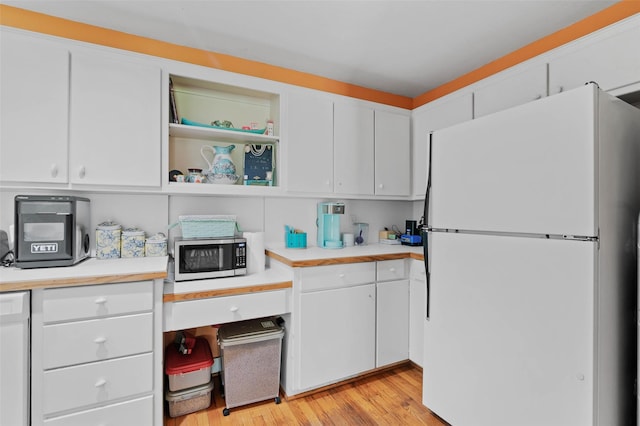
(0, 256, 168, 292)
(265, 243, 424, 267)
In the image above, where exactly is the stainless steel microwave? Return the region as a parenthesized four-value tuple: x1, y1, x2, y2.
(174, 237, 247, 281)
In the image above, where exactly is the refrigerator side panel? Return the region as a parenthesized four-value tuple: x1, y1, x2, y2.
(595, 92, 640, 425)
(430, 84, 597, 237)
(423, 232, 595, 426)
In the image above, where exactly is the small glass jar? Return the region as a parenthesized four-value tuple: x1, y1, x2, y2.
(121, 227, 146, 258)
(145, 233, 167, 257)
(96, 221, 122, 259)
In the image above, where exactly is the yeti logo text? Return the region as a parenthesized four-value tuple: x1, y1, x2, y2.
(31, 243, 58, 253)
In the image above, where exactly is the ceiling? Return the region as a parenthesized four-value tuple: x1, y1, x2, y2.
(3, 0, 619, 98)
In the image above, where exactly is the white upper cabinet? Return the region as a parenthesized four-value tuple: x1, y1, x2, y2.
(549, 21, 640, 95)
(334, 102, 374, 195)
(374, 110, 410, 196)
(286, 92, 334, 193)
(70, 50, 161, 187)
(411, 92, 473, 197)
(473, 64, 547, 118)
(0, 31, 69, 184)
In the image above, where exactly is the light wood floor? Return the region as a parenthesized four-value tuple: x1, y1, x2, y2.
(164, 363, 448, 425)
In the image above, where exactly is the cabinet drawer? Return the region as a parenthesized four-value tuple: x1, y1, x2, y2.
(43, 353, 153, 415)
(43, 313, 153, 369)
(299, 262, 376, 293)
(43, 281, 153, 323)
(376, 259, 407, 282)
(165, 289, 290, 331)
(44, 395, 153, 426)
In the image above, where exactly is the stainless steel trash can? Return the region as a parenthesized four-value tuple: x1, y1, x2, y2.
(218, 317, 284, 416)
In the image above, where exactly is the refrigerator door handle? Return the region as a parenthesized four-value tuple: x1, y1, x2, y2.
(424, 230, 431, 321)
(423, 131, 433, 321)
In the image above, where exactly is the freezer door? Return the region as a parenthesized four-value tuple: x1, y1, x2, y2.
(423, 232, 595, 426)
(430, 84, 597, 237)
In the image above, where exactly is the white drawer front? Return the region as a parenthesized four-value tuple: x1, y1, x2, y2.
(43, 281, 153, 323)
(376, 259, 407, 282)
(43, 313, 153, 369)
(299, 262, 376, 293)
(44, 395, 153, 426)
(43, 353, 153, 415)
(165, 289, 290, 331)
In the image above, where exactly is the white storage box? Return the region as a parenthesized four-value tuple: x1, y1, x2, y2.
(165, 379, 213, 418)
(218, 317, 284, 416)
(165, 337, 213, 392)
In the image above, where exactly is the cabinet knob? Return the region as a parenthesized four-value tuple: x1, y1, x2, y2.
(230, 306, 239, 312)
(325, 180, 331, 186)
(378, 183, 384, 189)
(389, 267, 396, 272)
(94, 379, 107, 387)
(50, 164, 58, 178)
(338, 273, 345, 278)
(94, 297, 107, 304)
(558, 86, 564, 93)
(93, 336, 107, 344)
(78, 166, 86, 179)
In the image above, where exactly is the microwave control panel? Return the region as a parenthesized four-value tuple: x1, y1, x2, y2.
(234, 242, 247, 268)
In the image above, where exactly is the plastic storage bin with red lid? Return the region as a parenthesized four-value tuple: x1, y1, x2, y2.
(165, 336, 213, 392)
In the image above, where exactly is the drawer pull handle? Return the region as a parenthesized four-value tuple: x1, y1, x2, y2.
(94, 337, 107, 344)
(389, 267, 396, 272)
(230, 306, 239, 312)
(338, 273, 345, 278)
(95, 379, 107, 387)
(94, 297, 107, 304)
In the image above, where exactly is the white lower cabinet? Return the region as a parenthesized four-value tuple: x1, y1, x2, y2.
(409, 259, 427, 367)
(286, 259, 411, 395)
(376, 259, 409, 367)
(31, 281, 163, 426)
(299, 283, 376, 390)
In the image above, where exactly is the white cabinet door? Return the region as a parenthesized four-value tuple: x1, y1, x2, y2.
(69, 51, 161, 187)
(374, 110, 410, 196)
(334, 102, 374, 195)
(286, 92, 333, 193)
(299, 283, 375, 390)
(376, 279, 409, 367)
(549, 23, 640, 96)
(409, 260, 426, 367)
(411, 92, 473, 197)
(474, 64, 547, 118)
(0, 31, 69, 184)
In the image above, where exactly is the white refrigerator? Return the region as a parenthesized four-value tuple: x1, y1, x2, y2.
(422, 83, 640, 426)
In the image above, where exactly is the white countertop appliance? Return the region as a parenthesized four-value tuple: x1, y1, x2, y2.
(14, 195, 90, 268)
(422, 83, 640, 426)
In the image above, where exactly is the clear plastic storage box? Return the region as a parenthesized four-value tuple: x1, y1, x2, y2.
(165, 379, 214, 418)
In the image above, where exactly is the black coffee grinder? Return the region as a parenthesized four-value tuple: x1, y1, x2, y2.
(400, 220, 422, 246)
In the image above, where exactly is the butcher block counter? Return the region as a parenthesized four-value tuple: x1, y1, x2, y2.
(0, 256, 168, 292)
(265, 243, 424, 267)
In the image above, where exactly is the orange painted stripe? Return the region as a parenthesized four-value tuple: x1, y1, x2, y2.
(0, 4, 412, 109)
(1, 3, 637, 110)
(413, 1, 640, 108)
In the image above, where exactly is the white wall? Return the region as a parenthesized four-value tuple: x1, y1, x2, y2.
(1, 189, 415, 254)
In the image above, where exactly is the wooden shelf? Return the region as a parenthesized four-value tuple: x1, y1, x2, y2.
(169, 123, 279, 144)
